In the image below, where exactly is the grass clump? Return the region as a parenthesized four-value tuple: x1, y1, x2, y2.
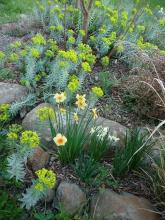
(113, 128, 153, 177)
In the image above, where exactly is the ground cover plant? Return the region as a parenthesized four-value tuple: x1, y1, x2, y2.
(0, 0, 165, 219)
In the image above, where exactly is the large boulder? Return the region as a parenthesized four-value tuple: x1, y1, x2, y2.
(56, 182, 87, 216)
(91, 190, 159, 220)
(0, 82, 28, 104)
(22, 103, 53, 147)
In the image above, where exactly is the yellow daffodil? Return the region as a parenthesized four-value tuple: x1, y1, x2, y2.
(53, 133, 67, 146)
(92, 108, 98, 119)
(60, 108, 66, 114)
(73, 112, 79, 123)
(54, 92, 66, 103)
(75, 94, 87, 110)
(76, 94, 86, 102)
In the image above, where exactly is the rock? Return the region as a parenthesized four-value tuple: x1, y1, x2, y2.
(28, 147, 50, 171)
(22, 103, 53, 147)
(91, 190, 159, 220)
(0, 83, 28, 104)
(96, 117, 127, 147)
(56, 182, 87, 216)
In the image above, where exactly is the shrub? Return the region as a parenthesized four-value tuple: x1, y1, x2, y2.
(113, 128, 153, 177)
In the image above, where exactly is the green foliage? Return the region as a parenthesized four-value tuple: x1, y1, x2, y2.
(34, 210, 55, 220)
(88, 126, 111, 161)
(20, 185, 45, 210)
(9, 94, 37, 116)
(149, 146, 165, 201)
(52, 108, 93, 164)
(113, 128, 153, 177)
(0, 190, 22, 220)
(0, 68, 15, 81)
(74, 154, 110, 187)
(97, 71, 111, 94)
(7, 153, 26, 182)
(55, 208, 71, 220)
(0, 131, 8, 177)
(0, 104, 11, 126)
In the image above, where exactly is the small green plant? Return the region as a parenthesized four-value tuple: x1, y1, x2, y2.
(34, 210, 55, 220)
(74, 154, 111, 187)
(113, 128, 153, 177)
(55, 207, 71, 220)
(74, 154, 99, 185)
(0, 68, 15, 81)
(97, 71, 111, 94)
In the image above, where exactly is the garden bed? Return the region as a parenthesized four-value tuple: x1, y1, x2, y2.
(0, 0, 165, 219)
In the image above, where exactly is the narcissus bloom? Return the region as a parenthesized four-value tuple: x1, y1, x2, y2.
(92, 108, 98, 119)
(53, 133, 67, 146)
(60, 108, 66, 114)
(73, 112, 79, 123)
(75, 94, 87, 110)
(54, 92, 66, 103)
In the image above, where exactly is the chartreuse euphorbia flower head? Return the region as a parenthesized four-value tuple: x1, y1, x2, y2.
(35, 168, 57, 190)
(101, 56, 109, 67)
(32, 33, 46, 45)
(0, 104, 10, 122)
(68, 75, 80, 92)
(59, 50, 78, 63)
(37, 107, 55, 122)
(20, 131, 40, 148)
(92, 86, 104, 97)
(9, 53, 19, 62)
(7, 124, 22, 140)
(31, 48, 40, 59)
(81, 62, 92, 73)
(0, 51, 5, 60)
